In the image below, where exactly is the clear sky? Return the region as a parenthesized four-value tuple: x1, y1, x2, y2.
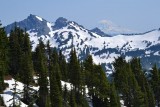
(0, 0, 160, 32)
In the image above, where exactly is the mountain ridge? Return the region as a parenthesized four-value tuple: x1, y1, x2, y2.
(4, 14, 160, 75)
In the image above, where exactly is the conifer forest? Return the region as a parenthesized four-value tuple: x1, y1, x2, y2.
(0, 22, 160, 107)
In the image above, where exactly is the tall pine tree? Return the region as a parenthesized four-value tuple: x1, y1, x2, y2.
(68, 48, 81, 91)
(110, 82, 121, 107)
(150, 64, 160, 106)
(0, 22, 8, 92)
(36, 40, 48, 107)
(59, 50, 68, 81)
(50, 63, 62, 107)
(113, 57, 145, 107)
(21, 32, 34, 104)
(130, 58, 155, 107)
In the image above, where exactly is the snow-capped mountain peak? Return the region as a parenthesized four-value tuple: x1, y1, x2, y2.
(98, 19, 133, 35)
(53, 17, 68, 30)
(28, 14, 43, 21)
(5, 14, 52, 37)
(4, 14, 160, 75)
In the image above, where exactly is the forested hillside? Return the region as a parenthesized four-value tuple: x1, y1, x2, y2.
(0, 22, 160, 107)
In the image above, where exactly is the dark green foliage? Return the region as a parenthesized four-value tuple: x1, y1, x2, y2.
(51, 48, 62, 92)
(84, 55, 94, 95)
(113, 57, 128, 94)
(84, 55, 110, 107)
(50, 66, 62, 107)
(68, 49, 90, 107)
(45, 96, 51, 107)
(50, 63, 62, 107)
(94, 65, 110, 98)
(145, 85, 155, 107)
(110, 83, 120, 107)
(91, 65, 110, 107)
(130, 58, 155, 107)
(76, 92, 89, 107)
(68, 48, 81, 91)
(69, 90, 77, 107)
(9, 26, 24, 75)
(150, 64, 160, 106)
(113, 57, 145, 107)
(0, 22, 8, 92)
(0, 22, 10, 105)
(7, 25, 35, 105)
(0, 95, 5, 106)
(80, 62, 86, 96)
(36, 40, 48, 107)
(84, 55, 109, 107)
(52, 47, 59, 64)
(21, 32, 34, 104)
(55, 63, 62, 93)
(63, 84, 69, 107)
(47, 44, 62, 107)
(59, 50, 68, 81)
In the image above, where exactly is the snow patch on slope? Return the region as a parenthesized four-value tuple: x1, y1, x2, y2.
(1, 78, 39, 106)
(36, 16, 43, 21)
(47, 22, 53, 32)
(0, 94, 28, 107)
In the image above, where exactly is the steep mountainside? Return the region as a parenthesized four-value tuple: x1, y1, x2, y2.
(5, 14, 160, 76)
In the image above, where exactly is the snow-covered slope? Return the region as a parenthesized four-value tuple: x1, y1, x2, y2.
(0, 78, 38, 107)
(5, 15, 160, 75)
(1, 77, 73, 107)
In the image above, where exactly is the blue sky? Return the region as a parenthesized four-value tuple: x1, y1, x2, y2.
(0, 0, 160, 32)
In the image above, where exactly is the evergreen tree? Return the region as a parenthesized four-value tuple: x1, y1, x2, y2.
(0, 22, 8, 92)
(150, 64, 160, 106)
(52, 47, 59, 64)
(92, 65, 110, 107)
(45, 96, 51, 107)
(51, 48, 62, 92)
(84, 55, 94, 96)
(46, 40, 51, 76)
(63, 84, 69, 106)
(69, 90, 77, 107)
(130, 58, 155, 107)
(8, 29, 17, 74)
(59, 50, 68, 81)
(8, 26, 24, 76)
(144, 81, 155, 107)
(113, 57, 145, 107)
(8, 26, 34, 104)
(80, 62, 86, 96)
(9, 76, 19, 107)
(84, 55, 111, 106)
(47, 45, 62, 107)
(68, 48, 81, 91)
(21, 31, 34, 104)
(36, 40, 48, 107)
(50, 63, 62, 107)
(110, 82, 120, 107)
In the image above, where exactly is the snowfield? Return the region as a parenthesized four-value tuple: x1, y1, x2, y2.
(0, 94, 28, 107)
(1, 78, 32, 107)
(1, 77, 74, 107)
(5, 15, 160, 72)
(22, 16, 160, 72)
(27, 19, 160, 72)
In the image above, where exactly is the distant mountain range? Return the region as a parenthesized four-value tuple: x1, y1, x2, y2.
(5, 14, 160, 76)
(98, 19, 133, 35)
